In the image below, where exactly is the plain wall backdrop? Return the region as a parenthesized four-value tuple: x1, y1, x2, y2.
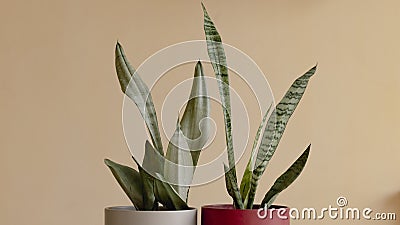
(1, 0, 399, 224)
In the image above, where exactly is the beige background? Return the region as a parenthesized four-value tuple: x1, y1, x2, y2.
(1, 0, 399, 224)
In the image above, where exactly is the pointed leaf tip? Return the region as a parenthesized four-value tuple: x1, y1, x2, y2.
(201, 3, 211, 19)
(194, 61, 204, 77)
(115, 42, 122, 51)
(201, 2, 206, 11)
(104, 158, 111, 166)
(196, 60, 202, 67)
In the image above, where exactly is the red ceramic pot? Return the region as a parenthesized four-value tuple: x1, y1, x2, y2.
(201, 204, 290, 225)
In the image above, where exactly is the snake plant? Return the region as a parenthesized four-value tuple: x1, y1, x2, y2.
(105, 42, 210, 210)
(202, 3, 317, 209)
(106, 4, 316, 211)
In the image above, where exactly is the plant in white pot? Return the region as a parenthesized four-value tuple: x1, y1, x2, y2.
(200, 4, 317, 225)
(105, 42, 210, 225)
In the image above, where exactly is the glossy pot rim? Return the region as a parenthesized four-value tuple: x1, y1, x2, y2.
(201, 204, 289, 211)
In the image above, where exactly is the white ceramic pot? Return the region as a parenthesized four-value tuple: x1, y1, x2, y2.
(105, 206, 197, 225)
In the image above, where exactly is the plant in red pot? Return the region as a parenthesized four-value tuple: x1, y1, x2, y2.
(201, 4, 317, 225)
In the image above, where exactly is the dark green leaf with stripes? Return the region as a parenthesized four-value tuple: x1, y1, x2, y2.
(224, 164, 244, 209)
(260, 144, 311, 209)
(240, 103, 273, 205)
(202, 2, 240, 201)
(246, 65, 317, 208)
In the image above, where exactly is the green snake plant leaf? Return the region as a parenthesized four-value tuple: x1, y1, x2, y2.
(202, 3, 241, 204)
(224, 164, 245, 209)
(154, 173, 190, 210)
(115, 42, 163, 155)
(104, 159, 144, 210)
(260, 144, 311, 209)
(240, 103, 273, 205)
(130, 151, 158, 210)
(140, 141, 165, 210)
(246, 65, 317, 209)
(131, 152, 188, 211)
(143, 140, 164, 176)
(180, 61, 210, 167)
(165, 119, 194, 202)
(138, 166, 158, 210)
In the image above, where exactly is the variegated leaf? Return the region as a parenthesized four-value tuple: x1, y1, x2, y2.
(240, 103, 272, 205)
(165, 120, 194, 202)
(246, 65, 317, 208)
(115, 42, 163, 155)
(202, 3, 240, 204)
(224, 164, 244, 209)
(260, 144, 311, 209)
(180, 61, 210, 167)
